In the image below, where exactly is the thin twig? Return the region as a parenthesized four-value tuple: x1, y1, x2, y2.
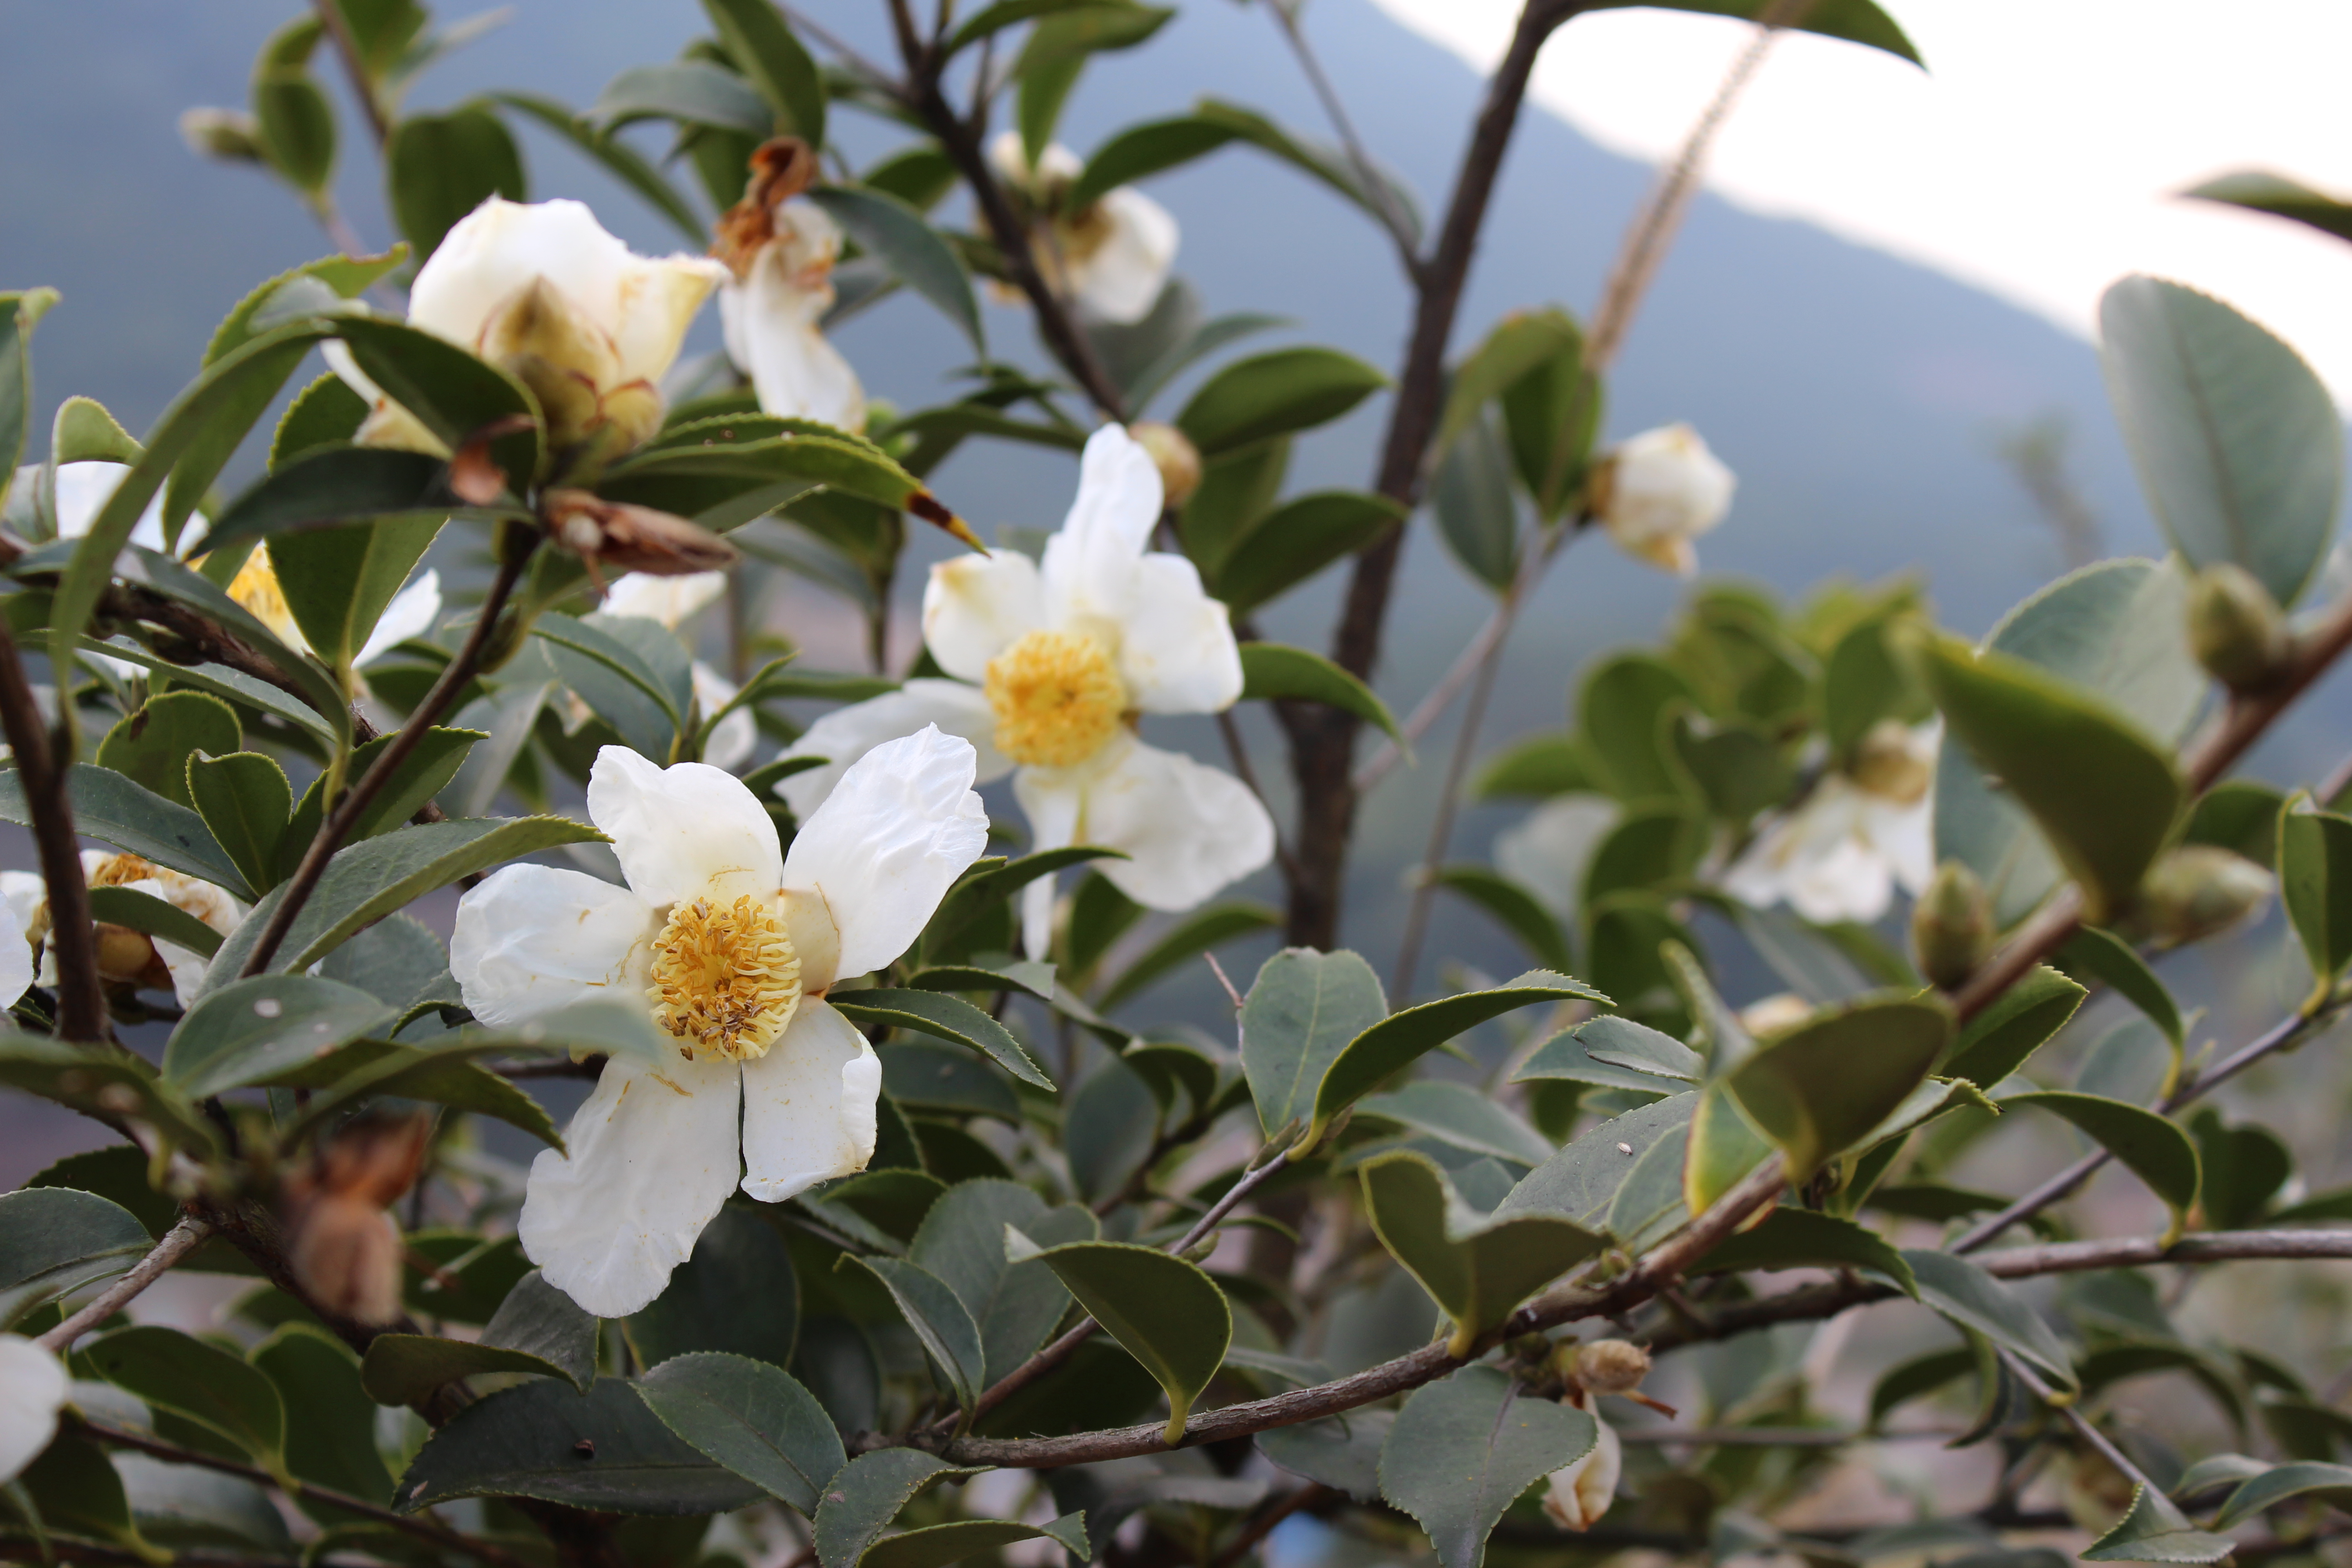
(1999, 1349, 2172, 1504)
(1616, 1425, 1960, 1446)
(0, 617, 106, 1040)
(36, 1216, 213, 1351)
(75, 1415, 537, 1568)
(310, 0, 390, 147)
(1265, 5, 1422, 279)
(243, 551, 529, 975)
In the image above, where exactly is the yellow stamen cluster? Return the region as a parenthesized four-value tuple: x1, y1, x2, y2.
(984, 628, 1126, 768)
(647, 893, 802, 1061)
(227, 547, 303, 647)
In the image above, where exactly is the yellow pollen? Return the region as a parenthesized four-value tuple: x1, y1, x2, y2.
(87, 853, 159, 890)
(646, 894, 802, 1061)
(984, 628, 1126, 768)
(226, 547, 303, 647)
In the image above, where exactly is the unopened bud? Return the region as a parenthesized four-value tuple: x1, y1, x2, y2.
(540, 489, 740, 580)
(180, 107, 265, 164)
(2187, 563, 2291, 691)
(2134, 845, 2274, 947)
(1912, 859, 1994, 989)
(1130, 422, 1202, 510)
(1572, 1338, 1652, 1396)
(1590, 423, 1735, 578)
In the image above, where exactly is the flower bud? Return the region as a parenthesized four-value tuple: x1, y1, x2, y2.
(1572, 1338, 1652, 1396)
(1590, 423, 1735, 577)
(1130, 422, 1202, 509)
(1912, 858, 1993, 989)
(541, 489, 741, 581)
(2187, 562, 2291, 691)
(1541, 1410, 1621, 1531)
(180, 107, 265, 164)
(283, 1112, 431, 1327)
(2134, 845, 2274, 948)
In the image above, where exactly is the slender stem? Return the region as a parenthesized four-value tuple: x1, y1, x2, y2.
(36, 1217, 212, 1352)
(1265, 5, 1422, 279)
(242, 552, 528, 976)
(75, 1415, 537, 1568)
(1998, 1350, 2171, 1504)
(1617, 1425, 1959, 1446)
(779, 3, 903, 93)
(310, 0, 389, 147)
(1391, 586, 1514, 996)
(0, 617, 106, 1040)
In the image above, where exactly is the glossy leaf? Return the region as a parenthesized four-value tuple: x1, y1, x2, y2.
(250, 1323, 393, 1514)
(1690, 1206, 1917, 1296)
(363, 1269, 598, 1405)
(827, 988, 1050, 1089)
(1902, 1248, 2075, 1393)
(1215, 490, 1403, 614)
(909, 1179, 1096, 1385)
(636, 1351, 844, 1517)
(2082, 1484, 2235, 1563)
(1027, 1239, 1230, 1444)
(2007, 1091, 2200, 1240)
(186, 752, 292, 896)
(1498, 1093, 1696, 1235)
(1357, 1081, 1553, 1167)
(95, 691, 239, 808)
(2214, 1461, 2352, 1529)
(1724, 993, 1951, 1180)
(160, 975, 395, 1098)
(630, 1205, 800, 1370)
(85, 1326, 286, 1470)
(0, 764, 253, 900)
(1240, 946, 1387, 1140)
(2057, 927, 2183, 1048)
(1940, 965, 2084, 1088)
(812, 1449, 977, 1568)
(1360, 1152, 1602, 1354)
(1176, 346, 1386, 458)
(808, 187, 980, 354)
(1379, 1365, 1594, 1568)
(2280, 800, 2352, 990)
(0, 1187, 152, 1329)
(397, 1378, 763, 1515)
(1237, 640, 1403, 743)
(1425, 865, 1569, 971)
(841, 1255, 985, 1416)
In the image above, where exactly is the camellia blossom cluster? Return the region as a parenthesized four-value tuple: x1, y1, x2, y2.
(781, 423, 1274, 956)
(4, 851, 239, 1006)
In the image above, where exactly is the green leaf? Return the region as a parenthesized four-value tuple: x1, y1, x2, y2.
(330, 315, 540, 489)
(0, 764, 254, 899)
(1867, 1347, 1976, 1428)
(1214, 490, 1403, 615)
(1424, 866, 1569, 971)
(271, 373, 370, 466)
(385, 105, 526, 260)
(201, 445, 467, 554)
(909, 1179, 1096, 1385)
(602, 415, 948, 525)
(200, 816, 605, 987)
(1308, 971, 1606, 1149)
(1027, 1239, 1231, 1444)
(1940, 965, 2084, 1088)
(1435, 309, 1584, 463)
(1432, 412, 1520, 592)
(840, 1255, 985, 1416)
(362, 1269, 598, 1405)
(203, 253, 402, 371)
(0, 1187, 152, 1329)
(1356, 1081, 1553, 1167)
(160, 975, 395, 1098)
(1236, 641, 1402, 745)
(1259, 1411, 1392, 1502)
(85, 1326, 287, 1472)
(0, 289, 61, 496)
(827, 988, 1050, 1090)
(629, 1205, 800, 1370)
(1239, 947, 1387, 1140)
(2279, 799, 2352, 992)
(396, 1378, 764, 1515)
(2101, 275, 2342, 608)
(2007, 1091, 2200, 1240)
(589, 61, 775, 137)
(1474, 735, 1596, 800)
(83, 885, 221, 960)
(2186, 778, 2287, 868)
(2214, 1461, 2352, 1529)
(277, 1035, 563, 1148)
(1096, 901, 1279, 1010)
(278, 520, 444, 676)
(1689, 1206, 1917, 1296)
(250, 1323, 392, 1515)
(278, 728, 485, 878)
(1934, 559, 2204, 929)
(1723, 993, 1951, 1180)
(1178, 435, 1289, 574)
(2190, 1108, 2293, 1230)
(2082, 1484, 2236, 1563)
(2185, 170, 2352, 246)
(882, 1041, 1022, 1123)
(1922, 635, 2185, 925)
(1592, 0, 1921, 63)
(1578, 653, 1699, 803)
(702, 0, 825, 146)
(813, 1450, 982, 1568)
(2056, 927, 2182, 1048)
(17, 1429, 147, 1552)
(1902, 1248, 2076, 1393)
(186, 753, 292, 896)
(0, 1037, 222, 1161)
(1359, 1152, 1602, 1355)
(1176, 346, 1387, 458)
(1513, 1015, 1698, 1094)
(1497, 333, 1599, 519)
(808, 188, 981, 355)
(252, 69, 336, 193)
(862, 1517, 1091, 1568)
(52, 396, 142, 466)
(1378, 1365, 1595, 1568)
(488, 93, 707, 246)
(637, 1351, 844, 1518)
(1062, 1052, 1159, 1205)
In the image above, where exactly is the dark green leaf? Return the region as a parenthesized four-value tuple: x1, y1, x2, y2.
(840, 1255, 984, 1415)
(2007, 1091, 2200, 1238)
(1026, 1239, 1231, 1444)
(1359, 1152, 1602, 1354)
(1902, 1249, 2075, 1393)
(2081, 1484, 2235, 1563)
(1238, 642, 1402, 743)
(1239, 947, 1387, 1140)
(2056, 927, 2182, 1048)
(1431, 412, 1520, 592)
(0, 764, 252, 899)
(1867, 1347, 1976, 1428)
(331, 314, 539, 488)
(489, 93, 708, 246)
(909, 1179, 1096, 1385)
(252, 69, 336, 193)
(862, 1516, 1091, 1568)
(1724, 993, 1951, 1179)
(186, 753, 291, 896)
(1215, 491, 1402, 615)
(362, 1269, 598, 1404)
(636, 1351, 844, 1517)
(1259, 1411, 1392, 1503)
(808, 188, 982, 355)
(2214, 1461, 2352, 1529)
(84, 886, 223, 961)
(2185, 170, 2352, 246)
(1356, 1081, 1553, 1167)
(397, 1378, 764, 1515)
(2185, 779, 2286, 869)
(827, 988, 1050, 1090)
(198, 444, 467, 554)
(1591, 0, 1920, 63)
(629, 1205, 800, 1370)
(1379, 1365, 1595, 1568)
(2280, 800, 2352, 991)
(1062, 1051, 1159, 1205)
(1578, 653, 1698, 803)
(812, 1449, 978, 1568)
(1176, 346, 1386, 458)
(0, 1187, 152, 1329)
(1940, 965, 2084, 1088)
(1473, 735, 1596, 800)
(161, 975, 395, 1098)
(0, 290, 61, 496)
(2190, 1109, 2292, 1230)
(250, 1323, 392, 1515)
(94, 692, 238, 810)
(385, 106, 526, 260)
(589, 61, 775, 137)
(1096, 901, 1277, 1010)
(85, 1326, 286, 1470)
(703, 0, 825, 145)
(1689, 1207, 1916, 1296)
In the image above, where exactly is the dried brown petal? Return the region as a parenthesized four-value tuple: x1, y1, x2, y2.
(541, 489, 741, 576)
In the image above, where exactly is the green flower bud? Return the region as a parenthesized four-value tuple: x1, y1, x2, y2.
(180, 107, 265, 164)
(1911, 858, 1993, 989)
(2187, 562, 2291, 691)
(2134, 845, 2274, 947)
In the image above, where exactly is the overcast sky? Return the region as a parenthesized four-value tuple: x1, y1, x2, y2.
(1366, 0, 2352, 402)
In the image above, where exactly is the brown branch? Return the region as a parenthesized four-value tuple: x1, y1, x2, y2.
(242, 551, 528, 976)
(75, 1415, 536, 1568)
(1264, 5, 1422, 279)
(0, 617, 106, 1040)
(35, 1216, 213, 1351)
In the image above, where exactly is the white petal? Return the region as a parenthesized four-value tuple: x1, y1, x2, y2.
(686, 662, 760, 774)
(739, 997, 881, 1202)
(1020, 733, 1272, 912)
(611, 252, 732, 390)
(777, 680, 1006, 819)
(1724, 783, 1901, 925)
(923, 550, 1046, 684)
(782, 725, 990, 978)
(53, 461, 167, 552)
(720, 244, 865, 431)
(587, 747, 783, 908)
(605, 570, 727, 630)
(1070, 187, 1178, 326)
(0, 873, 43, 936)
(0, 890, 29, 1005)
(411, 198, 633, 347)
(1541, 1415, 1620, 1531)
(1115, 553, 1242, 714)
(1041, 426, 1164, 627)
(517, 1049, 742, 1318)
(451, 864, 659, 1027)
(0, 1335, 67, 1483)
(1014, 766, 1085, 961)
(357, 569, 441, 667)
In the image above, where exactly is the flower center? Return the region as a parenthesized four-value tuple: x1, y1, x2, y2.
(1850, 720, 1931, 805)
(227, 548, 303, 647)
(984, 629, 1127, 768)
(646, 893, 802, 1061)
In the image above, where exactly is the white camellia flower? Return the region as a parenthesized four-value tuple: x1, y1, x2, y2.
(987, 132, 1179, 326)
(1724, 720, 1938, 925)
(779, 425, 1274, 957)
(598, 570, 757, 772)
(0, 1334, 68, 1483)
(329, 197, 728, 459)
(451, 730, 989, 1317)
(5, 850, 243, 1005)
(1541, 1391, 1622, 1531)
(0, 881, 34, 1006)
(51, 461, 169, 552)
(1594, 423, 1736, 578)
(719, 199, 866, 432)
